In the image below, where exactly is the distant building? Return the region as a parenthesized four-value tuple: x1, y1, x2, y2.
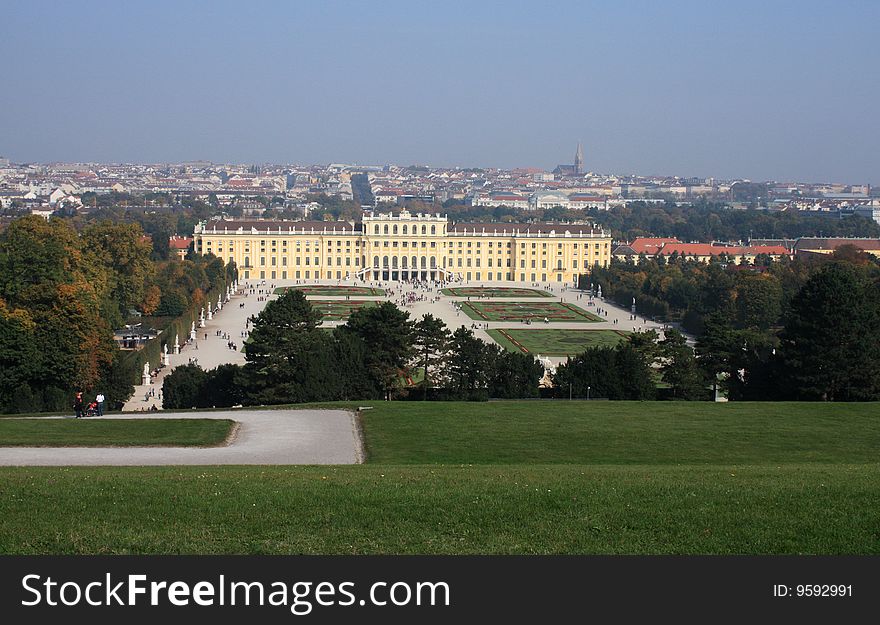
(472, 191, 530, 210)
(657, 243, 791, 263)
(613, 237, 681, 260)
(794, 237, 880, 258)
(169, 236, 193, 260)
(567, 193, 607, 210)
(553, 143, 584, 176)
(853, 205, 880, 226)
(530, 191, 570, 210)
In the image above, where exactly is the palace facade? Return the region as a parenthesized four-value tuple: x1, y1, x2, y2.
(193, 211, 612, 284)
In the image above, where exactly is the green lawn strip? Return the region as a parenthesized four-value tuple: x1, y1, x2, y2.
(486, 328, 628, 355)
(441, 287, 553, 298)
(358, 401, 880, 465)
(0, 464, 876, 554)
(0, 419, 235, 447)
(310, 299, 378, 321)
(275, 286, 385, 296)
(459, 301, 601, 322)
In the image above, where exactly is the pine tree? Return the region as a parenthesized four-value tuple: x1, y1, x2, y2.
(779, 262, 880, 401)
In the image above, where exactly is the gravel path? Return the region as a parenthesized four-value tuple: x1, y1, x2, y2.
(0, 409, 363, 466)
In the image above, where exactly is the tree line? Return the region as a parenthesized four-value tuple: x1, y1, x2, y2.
(590, 249, 880, 401)
(0, 215, 230, 413)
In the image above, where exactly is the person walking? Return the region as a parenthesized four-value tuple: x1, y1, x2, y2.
(95, 392, 105, 416)
(73, 391, 84, 419)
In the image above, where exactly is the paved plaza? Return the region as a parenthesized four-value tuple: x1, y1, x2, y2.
(123, 277, 670, 411)
(0, 409, 362, 466)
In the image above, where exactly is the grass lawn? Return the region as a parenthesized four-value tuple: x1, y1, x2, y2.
(441, 287, 552, 298)
(275, 285, 385, 296)
(1, 401, 878, 554)
(311, 299, 378, 321)
(487, 328, 629, 355)
(459, 300, 601, 322)
(1, 463, 877, 554)
(357, 401, 880, 465)
(0, 419, 235, 447)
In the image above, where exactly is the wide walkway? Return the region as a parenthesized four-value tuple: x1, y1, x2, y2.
(0, 409, 363, 466)
(123, 283, 268, 411)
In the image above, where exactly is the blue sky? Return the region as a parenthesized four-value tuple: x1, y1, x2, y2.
(2, 0, 878, 183)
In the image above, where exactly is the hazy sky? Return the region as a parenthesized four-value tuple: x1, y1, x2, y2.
(2, 1, 878, 183)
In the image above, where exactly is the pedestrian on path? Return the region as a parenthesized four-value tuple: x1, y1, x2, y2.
(73, 391, 84, 419)
(95, 392, 105, 416)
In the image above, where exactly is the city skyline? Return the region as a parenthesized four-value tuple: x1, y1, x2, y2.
(3, 1, 878, 184)
(0, 151, 874, 188)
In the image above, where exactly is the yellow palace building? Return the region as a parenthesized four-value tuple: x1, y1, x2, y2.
(193, 210, 612, 285)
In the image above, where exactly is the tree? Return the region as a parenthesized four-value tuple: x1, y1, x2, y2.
(553, 343, 655, 400)
(82, 221, 155, 327)
(627, 329, 661, 363)
(486, 347, 544, 398)
(343, 302, 413, 399)
(412, 314, 449, 399)
(778, 262, 880, 401)
(659, 329, 707, 400)
(248, 289, 322, 343)
(162, 364, 208, 409)
(612, 343, 656, 400)
(241, 291, 331, 405)
(141, 284, 162, 315)
(734, 273, 782, 330)
(446, 327, 489, 398)
(0, 302, 40, 412)
(331, 330, 379, 400)
(202, 364, 245, 408)
(0, 217, 116, 403)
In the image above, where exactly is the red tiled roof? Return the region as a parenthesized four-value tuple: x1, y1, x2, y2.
(659, 243, 790, 257)
(629, 237, 680, 254)
(169, 236, 192, 250)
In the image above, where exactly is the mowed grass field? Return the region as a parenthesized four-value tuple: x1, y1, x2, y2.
(459, 300, 601, 322)
(0, 401, 878, 554)
(275, 285, 385, 296)
(487, 328, 629, 355)
(441, 287, 552, 298)
(0, 418, 234, 447)
(310, 299, 378, 321)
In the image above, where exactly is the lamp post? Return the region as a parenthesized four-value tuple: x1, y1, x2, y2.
(569, 382, 572, 401)
(587, 385, 591, 401)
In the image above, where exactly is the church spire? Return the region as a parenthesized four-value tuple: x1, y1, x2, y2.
(574, 142, 584, 175)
